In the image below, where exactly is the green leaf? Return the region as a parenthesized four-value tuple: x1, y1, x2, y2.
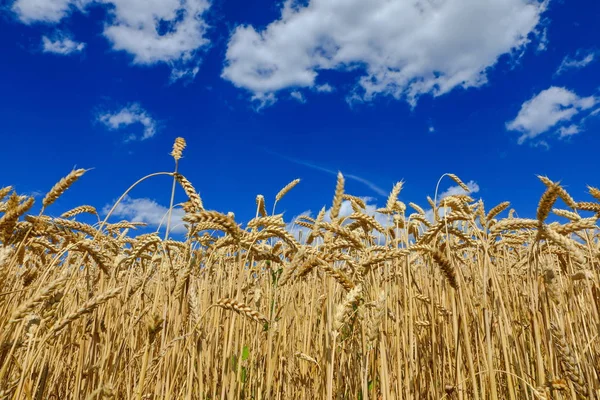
(271, 267, 282, 286)
(242, 346, 250, 361)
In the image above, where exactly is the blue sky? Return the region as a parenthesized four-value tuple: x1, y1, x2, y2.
(1, 0, 599, 235)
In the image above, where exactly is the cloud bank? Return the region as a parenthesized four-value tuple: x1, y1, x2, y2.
(222, 0, 548, 106)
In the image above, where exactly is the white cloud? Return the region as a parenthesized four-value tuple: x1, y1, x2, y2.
(41, 33, 85, 55)
(222, 0, 548, 106)
(251, 92, 278, 111)
(12, 0, 91, 24)
(103, 195, 186, 234)
(536, 26, 548, 52)
(11, 0, 212, 80)
(315, 83, 334, 93)
(555, 50, 596, 75)
(532, 140, 550, 150)
(506, 86, 597, 144)
(97, 103, 158, 141)
(102, 0, 211, 79)
(290, 90, 306, 103)
(557, 124, 580, 138)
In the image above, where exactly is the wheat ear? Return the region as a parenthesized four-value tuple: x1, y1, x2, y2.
(43, 168, 87, 208)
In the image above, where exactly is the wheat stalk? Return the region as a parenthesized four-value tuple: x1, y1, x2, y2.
(275, 178, 300, 203)
(42, 168, 87, 208)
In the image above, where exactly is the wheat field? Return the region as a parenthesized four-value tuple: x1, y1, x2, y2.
(0, 137, 599, 400)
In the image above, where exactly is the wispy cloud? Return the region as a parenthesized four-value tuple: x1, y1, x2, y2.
(42, 32, 85, 55)
(555, 50, 597, 76)
(536, 26, 549, 52)
(343, 173, 388, 197)
(264, 149, 388, 197)
(251, 93, 277, 111)
(97, 103, 158, 141)
(315, 84, 334, 93)
(290, 91, 306, 103)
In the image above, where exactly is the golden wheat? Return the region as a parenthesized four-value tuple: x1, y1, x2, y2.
(42, 168, 87, 208)
(1, 138, 599, 400)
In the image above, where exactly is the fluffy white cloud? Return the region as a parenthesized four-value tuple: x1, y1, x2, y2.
(222, 0, 548, 106)
(97, 103, 158, 141)
(555, 50, 596, 75)
(104, 195, 186, 234)
(11, 0, 211, 79)
(506, 86, 597, 144)
(557, 124, 580, 138)
(102, 0, 211, 79)
(12, 0, 91, 24)
(41, 33, 85, 55)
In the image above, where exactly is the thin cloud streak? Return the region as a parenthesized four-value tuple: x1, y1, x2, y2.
(343, 173, 388, 197)
(263, 148, 388, 197)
